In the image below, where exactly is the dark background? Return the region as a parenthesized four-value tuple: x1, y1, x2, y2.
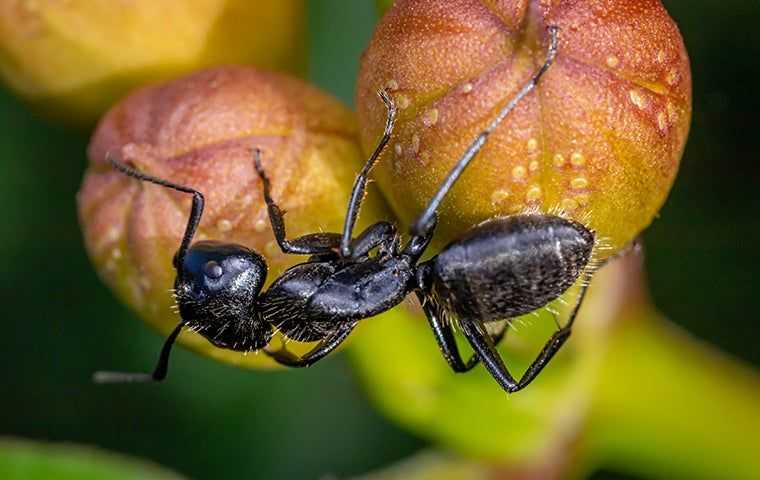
(1, 1, 757, 479)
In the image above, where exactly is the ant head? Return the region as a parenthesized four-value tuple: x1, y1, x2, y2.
(173, 240, 273, 351)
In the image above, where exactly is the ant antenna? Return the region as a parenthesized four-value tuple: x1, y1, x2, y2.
(410, 26, 559, 237)
(93, 322, 185, 383)
(107, 152, 205, 268)
(340, 89, 397, 257)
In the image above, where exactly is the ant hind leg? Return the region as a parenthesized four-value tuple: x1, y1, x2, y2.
(508, 272, 592, 392)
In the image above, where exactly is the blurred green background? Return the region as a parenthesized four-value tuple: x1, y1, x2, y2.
(1, 1, 758, 479)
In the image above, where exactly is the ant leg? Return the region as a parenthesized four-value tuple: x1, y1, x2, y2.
(340, 90, 397, 257)
(108, 153, 203, 268)
(459, 317, 519, 393)
(252, 149, 342, 255)
(415, 291, 479, 372)
(510, 274, 592, 392)
(264, 322, 356, 368)
(410, 26, 559, 237)
(93, 322, 185, 383)
(348, 221, 397, 259)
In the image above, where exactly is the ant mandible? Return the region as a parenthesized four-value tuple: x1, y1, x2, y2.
(96, 26, 596, 394)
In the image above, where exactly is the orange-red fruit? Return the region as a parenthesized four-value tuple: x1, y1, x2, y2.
(78, 67, 380, 368)
(357, 0, 691, 255)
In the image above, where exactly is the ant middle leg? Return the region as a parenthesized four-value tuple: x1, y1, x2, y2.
(421, 302, 510, 374)
(415, 291, 479, 372)
(415, 265, 508, 373)
(253, 149, 342, 256)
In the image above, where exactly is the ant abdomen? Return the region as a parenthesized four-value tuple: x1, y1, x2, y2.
(427, 214, 595, 321)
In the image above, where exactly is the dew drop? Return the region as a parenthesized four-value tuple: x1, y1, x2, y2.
(217, 219, 232, 233)
(461, 83, 473, 94)
(553, 153, 566, 168)
(527, 138, 538, 153)
(666, 102, 678, 122)
(423, 108, 439, 127)
(657, 111, 668, 132)
(254, 219, 268, 233)
(666, 69, 679, 86)
(419, 151, 431, 167)
(570, 152, 586, 167)
(561, 198, 579, 211)
(410, 134, 420, 155)
(528, 160, 540, 172)
(629, 90, 647, 109)
(490, 189, 510, 206)
(394, 143, 403, 156)
(526, 185, 542, 202)
(571, 177, 589, 190)
(106, 227, 119, 242)
(397, 94, 410, 109)
(606, 55, 620, 68)
(385, 79, 399, 91)
(512, 165, 527, 181)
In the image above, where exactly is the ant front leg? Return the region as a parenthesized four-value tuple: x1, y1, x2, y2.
(264, 322, 356, 368)
(253, 149, 341, 256)
(340, 89, 397, 257)
(348, 221, 398, 259)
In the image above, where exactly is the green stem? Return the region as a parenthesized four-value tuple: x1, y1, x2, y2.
(588, 312, 760, 480)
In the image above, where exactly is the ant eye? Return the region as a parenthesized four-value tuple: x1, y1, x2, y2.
(203, 260, 224, 279)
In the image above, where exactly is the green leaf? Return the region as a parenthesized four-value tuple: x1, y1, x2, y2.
(0, 438, 185, 480)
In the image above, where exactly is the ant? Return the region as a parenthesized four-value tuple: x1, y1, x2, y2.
(96, 26, 596, 394)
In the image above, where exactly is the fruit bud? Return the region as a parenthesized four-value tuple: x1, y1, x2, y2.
(357, 0, 691, 256)
(78, 66, 384, 368)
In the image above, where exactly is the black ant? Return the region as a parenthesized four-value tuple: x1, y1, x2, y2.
(96, 27, 596, 394)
